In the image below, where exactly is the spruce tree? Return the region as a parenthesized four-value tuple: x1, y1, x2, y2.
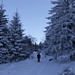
(10, 12, 26, 61)
(45, 0, 75, 57)
(0, 4, 11, 63)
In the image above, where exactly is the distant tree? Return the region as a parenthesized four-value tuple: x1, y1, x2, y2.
(23, 36, 34, 55)
(39, 42, 43, 50)
(33, 43, 39, 51)
(0, 4, 11, 63)
(45, 0, 75, 58)
(27, 35, 36, 44)
(24, 36, 32, 45)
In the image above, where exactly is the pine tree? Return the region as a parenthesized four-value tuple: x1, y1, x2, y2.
(45, 0, 75, 57)
(33, 43, 38, 51)
(23, 36, 34, 55)
(0, 4, 11, 63)
(10, 12, 26, 61)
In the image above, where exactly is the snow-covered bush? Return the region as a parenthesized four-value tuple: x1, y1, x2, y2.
(30, 52, 37, 59)
(60, 67, 75, 75)
(57, 55, 70, 63)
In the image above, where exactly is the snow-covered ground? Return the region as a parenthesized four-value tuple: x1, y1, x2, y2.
(0, 54, 75, 75)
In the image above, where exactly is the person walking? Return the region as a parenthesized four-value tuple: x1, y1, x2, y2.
(37, 53, 41, 62)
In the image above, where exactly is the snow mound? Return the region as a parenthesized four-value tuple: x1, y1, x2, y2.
(57, 55, 70, 63)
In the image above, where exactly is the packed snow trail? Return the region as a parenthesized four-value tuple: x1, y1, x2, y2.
(0, 56, 75, 75)
(25, 62, 44, 75)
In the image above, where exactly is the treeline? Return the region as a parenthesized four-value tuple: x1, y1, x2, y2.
(0, 4, 40, 64)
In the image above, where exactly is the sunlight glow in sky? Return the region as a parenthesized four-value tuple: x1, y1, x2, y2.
(1, 0, 54, 43)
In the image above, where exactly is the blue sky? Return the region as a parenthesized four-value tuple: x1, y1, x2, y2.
(1, 0, 54, 43)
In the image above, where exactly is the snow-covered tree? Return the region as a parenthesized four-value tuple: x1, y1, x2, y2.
(45, 0, 75, 57)
(33, 43, 38, 51)
(23, 36, 34, 55)
(0, 4, 11, 63)
(9, 12, 26, 61)
(38, 42, 43, 52)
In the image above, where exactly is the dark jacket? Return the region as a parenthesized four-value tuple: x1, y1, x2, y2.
(37, 53, 41, 59)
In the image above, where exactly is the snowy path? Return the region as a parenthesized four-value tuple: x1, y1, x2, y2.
(25, 62, 44, 75)
(0, 56, 75, 75)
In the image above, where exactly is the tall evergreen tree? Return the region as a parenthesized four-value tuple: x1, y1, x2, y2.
(45, 0, 75, 57)
(0, 4, 11, 63)
(10, 12, 26, 61)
